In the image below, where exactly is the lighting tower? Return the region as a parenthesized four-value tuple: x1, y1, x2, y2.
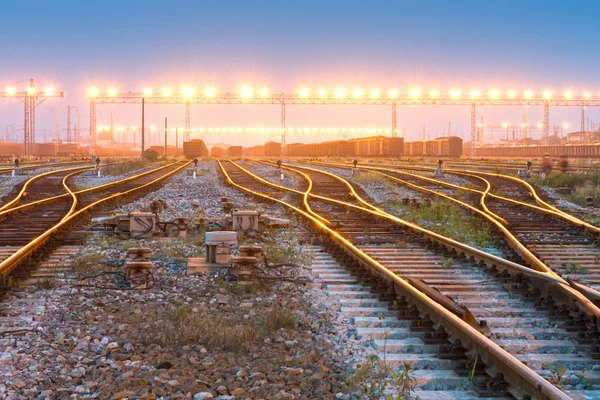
(0, 78, 65, 155)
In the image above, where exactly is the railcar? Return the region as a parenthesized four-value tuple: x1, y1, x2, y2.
(182, 139, 209, 159)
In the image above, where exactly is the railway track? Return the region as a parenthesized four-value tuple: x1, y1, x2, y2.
(310, 161, 600, 295)
(220, 160, 585, 400)
(0, 161, 189, 279)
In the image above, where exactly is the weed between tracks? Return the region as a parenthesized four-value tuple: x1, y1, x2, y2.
(531, 171, 600, 207)
(101, 158, 165, 176)
(390, 198, 499, 248)
(344, 354, 417, 400)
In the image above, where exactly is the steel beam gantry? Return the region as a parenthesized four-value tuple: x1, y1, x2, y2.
(88, 91, 600, 152)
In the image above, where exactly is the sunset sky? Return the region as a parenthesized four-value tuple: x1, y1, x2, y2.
(1, 0, 599, 146)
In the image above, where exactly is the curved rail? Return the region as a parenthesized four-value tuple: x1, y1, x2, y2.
(219, 160, 569, 400)
(0, 165, 95, 212)
(369, 161, 600, 234)
(295, 160, 600, 319)
(0, 161, 190, 275)
(0, 162, 176, 220)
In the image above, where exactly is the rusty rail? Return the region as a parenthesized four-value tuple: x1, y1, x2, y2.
(219, 159, 570, 400)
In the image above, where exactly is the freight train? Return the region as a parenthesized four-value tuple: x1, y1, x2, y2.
(403, 137, 463, 157)
(475, 144, 600, 158)
(182, 139, 209, 159)
(284, 136, 404, 157)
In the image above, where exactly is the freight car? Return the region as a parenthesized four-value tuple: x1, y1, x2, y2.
(227, 146, 243, 157)
(275, 135, 403, 157)
(265, 141, 282, 157)
(403, 137, 462, 157)
(475, 144, 600, 158)
(182, 139, 209, 159)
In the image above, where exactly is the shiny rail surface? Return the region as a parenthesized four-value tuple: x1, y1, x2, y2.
(0, 161, 189, 276)
(220, 159, 572, 400)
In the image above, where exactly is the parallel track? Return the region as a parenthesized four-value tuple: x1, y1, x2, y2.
(0, 161, 189, 278)
(220, 160, 577, 400)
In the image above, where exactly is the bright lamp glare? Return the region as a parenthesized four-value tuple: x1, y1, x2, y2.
(470, 90, 479, 98)
(183, 87, 194, 97)
(524, 90, 532, 98)
(259, 88, 269, 97)
(318, 88, 327, 97)
(564, 91, 572, 99)
(88, 87, 98, 97)
(162, 88, 171, 97)
(371, 89, 379, 98)
(300, 88, 309, 97)
(388, 89, 398, 98)
(353, 88, 362, 98)
(6, 87, 16, 96)
(241, 87, 252, 97)
(335, 88, 345, 98)
(45, 87, 55, 96)
(584, 92, 591, 99)
(27, 87, 35, 95)
(450, 90, 460, 98)
(205, 87, 216, 97)
(430, 89, 438, 97)
(543, 90, 552, 99)
(107, 88, 116, 96)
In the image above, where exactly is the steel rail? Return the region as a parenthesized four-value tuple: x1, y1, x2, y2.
(231, 161, 330, 225)
(0, 162, 176, 220)
(0, 161, 190, 275)
(238, 161, 591, 297)
(0, 161, 87, 175)
(219, 160, 570, 400)
(0, 165, 96, 212)
(291, 160, 600, 319)
(352, 161, 600, 234)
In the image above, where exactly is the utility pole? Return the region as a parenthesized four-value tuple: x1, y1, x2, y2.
(176, 127, 179, 156)
(164, 117, 167, 157)
(54, 108, 59, 160)
(141, 97, 145, 158)
(77, 112, 81, 148)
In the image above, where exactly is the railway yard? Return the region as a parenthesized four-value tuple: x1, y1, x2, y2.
(1, 157, 600, 400)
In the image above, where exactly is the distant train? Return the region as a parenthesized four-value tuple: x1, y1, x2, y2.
(403, 137, 463, 157)
(284, 136, 404, 157)
(182, 139, 209, 159)
(475, 144, 600, 158)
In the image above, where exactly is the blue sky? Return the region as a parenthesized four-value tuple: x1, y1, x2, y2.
(1, 0, 599, 145)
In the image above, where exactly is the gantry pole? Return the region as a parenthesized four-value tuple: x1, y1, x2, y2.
(581, 104, 586, 142)
(185, 101, 190, 142)
(543, 102, 550, 145)
(470, 103, 476, 156)
(89, 101, 97, 156)
(141, 97, 145, 158)
(391, 103, 397, 138)
(24, 95, 30, 155)
(281, 101, 286, 156)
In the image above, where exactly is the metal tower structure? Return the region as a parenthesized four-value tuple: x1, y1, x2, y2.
(0, 78, 64, 155)
(88, 90, 600, 156)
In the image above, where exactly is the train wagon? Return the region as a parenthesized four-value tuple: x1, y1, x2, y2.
(265, 141, 281, 157)
(182, 139, 209, 159)
(475, 144, 600, 158)
(382, 137, 403, 157)
(227, 145, 243, 157)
